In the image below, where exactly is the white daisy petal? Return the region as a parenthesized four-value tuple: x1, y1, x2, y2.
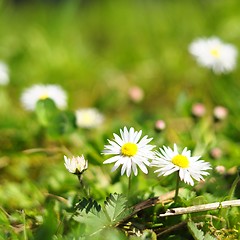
(131, 161, 138, 176)
(102, 127, 155, 177)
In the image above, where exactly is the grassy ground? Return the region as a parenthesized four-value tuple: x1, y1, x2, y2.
(0, 0, 240, 239)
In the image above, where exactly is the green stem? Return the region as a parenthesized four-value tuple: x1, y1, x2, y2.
(174, 171, 180, 203)
(127, 174, 132, 199)
(228, 171, 240, 200)
(77, 174, 89, 198)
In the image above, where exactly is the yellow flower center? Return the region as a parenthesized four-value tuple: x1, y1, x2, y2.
(39, 93, 49, 100)
(121, 143, 138, 157)
(210, 48, 220, 58)
(171, 154, 189, 168)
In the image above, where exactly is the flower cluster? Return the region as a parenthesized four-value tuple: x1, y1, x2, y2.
(101, 127, 212, 186)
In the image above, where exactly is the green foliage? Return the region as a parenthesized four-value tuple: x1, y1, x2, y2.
(73, 193, 132, 238)
(35, 98, 76, 137)
(188, 221, 216, 240)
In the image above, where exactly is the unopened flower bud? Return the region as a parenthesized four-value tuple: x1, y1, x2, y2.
(215, 165, 226, 175)
(213, 106, 228, 121)
(210, 147, 222, 159)
(128, 86, 144, 103)
(191, 103, 206, 118)
(154, 120, 166, 132)
(64, 155, 88, 175)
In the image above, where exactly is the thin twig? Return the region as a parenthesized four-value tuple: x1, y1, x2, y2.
(159, 199, 240, 217)
(44, 193, 69, 205)
(157, 220, 187, 237)
(132, 188, 184, 214)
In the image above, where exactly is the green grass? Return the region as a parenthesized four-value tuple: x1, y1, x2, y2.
(0, 0, 240, 239)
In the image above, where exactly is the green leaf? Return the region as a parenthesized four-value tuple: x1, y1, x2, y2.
(75, 197, 101, 213)
(187, 221, 204, 240)
(141, 229, 157, 240)
(73, 194, 132, 238)
(187, 221, 216, 240)
(103, 193, 131, 224)
(205, 233, 217, 240)
(35, 98, 58, 126)
(47, 110, 76, 137)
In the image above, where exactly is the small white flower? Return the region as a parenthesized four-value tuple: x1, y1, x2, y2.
(151, 144, 211, 186)
(102, 126, 155, 177)
(0, 62, 9, 85)
(64, 155, 88, 174)
(75, 108, 104, 129)
(20, 84, 67, 111)
(189, 37, 238, 74)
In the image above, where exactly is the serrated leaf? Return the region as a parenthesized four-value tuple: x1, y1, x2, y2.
(187, 221, 204, 240)
(75, 198, 101, 213)
(104, 193, 131, 224)
(205, 233, 217, 240)
(73, 194, 132, 237)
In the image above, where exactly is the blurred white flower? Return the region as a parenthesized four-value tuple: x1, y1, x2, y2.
(189, 37, 238, 74)
(64, 155, 88, 174)
(20, 84, 67, 111)
(75, 108, 104, 129)
(0, 62, 9, 85)
(151, 144, 211, 186)
(102, 126, 155, 177)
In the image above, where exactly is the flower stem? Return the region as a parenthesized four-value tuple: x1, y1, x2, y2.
(127, 174, 132, 199)
(77, 174, 89, 198)
(174, 171, 180, 203)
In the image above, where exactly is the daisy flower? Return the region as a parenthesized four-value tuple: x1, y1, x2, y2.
(64, 155, 88, 175)
(20, 84, 67, 111)
(102, 126, 155, 177)
(189, 37, 238, 74)
(75, 108, 104, 129)
(151, 144, 211, 186)
(0, 62, 9, 86)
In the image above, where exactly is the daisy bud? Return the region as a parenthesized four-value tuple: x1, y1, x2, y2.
(128, 86, 144, 103)
(64, 155, 88, 175)
(210, 147, 223, 159)
(215, 165, 226, 175)
(213, 106, 228, 121)
(191, 103, 206, 118)
(154, 120, 166, 132)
